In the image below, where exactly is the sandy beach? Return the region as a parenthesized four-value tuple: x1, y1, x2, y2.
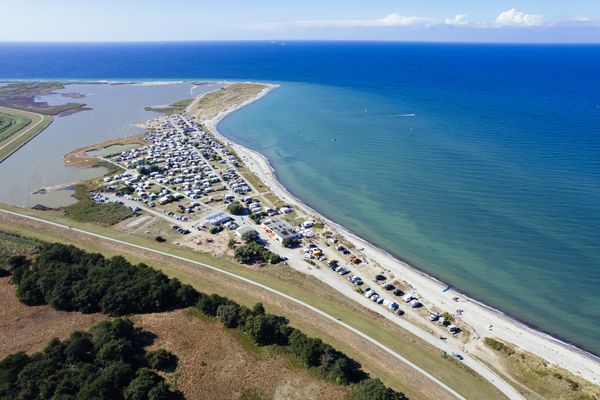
(199, 83, 600, 386)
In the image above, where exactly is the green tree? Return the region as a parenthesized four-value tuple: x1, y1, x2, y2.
(243, 313, 290, 346)
(227, 202, 245, 215)
(252, 303, 265, 315)
(241, 230, 258, 243)
(217, 303, 242, 329)
(288, 330, 324, 367)
(282, 237, 300, 248)
(145, 349, 177, 372)
(0, 352, 30, 398)
(123, 368, 164, 400)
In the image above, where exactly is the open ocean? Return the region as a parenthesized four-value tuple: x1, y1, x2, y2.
(1, 42, 599, 355)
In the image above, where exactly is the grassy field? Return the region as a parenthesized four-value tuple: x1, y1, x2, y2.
(0, 107, 52, 162)
(0, 112, 31, 142)
(64, 184, 135, 226)
(0, 205, 508, 400)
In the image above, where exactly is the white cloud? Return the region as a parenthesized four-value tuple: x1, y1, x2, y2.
(573, 15, 591, 22)
(251, 13, 434, 30)
(444, 14, 469, 26)
(495, 8, 543, 26)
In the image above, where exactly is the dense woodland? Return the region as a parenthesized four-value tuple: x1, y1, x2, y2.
(0, 319, 179, 400)
(1, 240, 406, 400)
(8, 243, 198, 316)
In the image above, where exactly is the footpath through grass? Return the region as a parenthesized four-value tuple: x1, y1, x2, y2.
(0, 204, 508, 400)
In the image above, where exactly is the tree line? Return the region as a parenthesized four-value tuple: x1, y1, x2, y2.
(3, 242, 406, 400)
(8, 243, 198, 316)
(196, 293, 406, 400)
(0, 318, 179, 400)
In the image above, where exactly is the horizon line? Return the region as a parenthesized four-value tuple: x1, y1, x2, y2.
(1, 39, 600, 45)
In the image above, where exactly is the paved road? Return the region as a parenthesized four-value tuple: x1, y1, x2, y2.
(0, 106, 48, 159)
(0, 208, 526, 400)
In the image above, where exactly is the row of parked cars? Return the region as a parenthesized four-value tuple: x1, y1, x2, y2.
(363, 288, 400, 312)
(171, 225, 190, 235)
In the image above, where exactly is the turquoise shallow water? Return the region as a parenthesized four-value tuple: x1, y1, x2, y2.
(1, 42, 599, 355)
(219, 82, 600, 355)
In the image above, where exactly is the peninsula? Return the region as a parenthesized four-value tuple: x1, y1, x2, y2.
(1, 81, 598, 400)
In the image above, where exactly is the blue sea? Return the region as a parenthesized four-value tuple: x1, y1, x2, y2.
(1, 42, 599, 355)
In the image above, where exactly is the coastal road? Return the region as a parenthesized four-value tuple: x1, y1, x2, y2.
(0, 106, 50, 162)
(0, 208, 525, 400)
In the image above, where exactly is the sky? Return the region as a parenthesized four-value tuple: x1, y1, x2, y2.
(1, 0, 599, 43)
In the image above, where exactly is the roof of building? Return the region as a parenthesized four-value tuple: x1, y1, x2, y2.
(204, 212, 232, 226)
(262, 218, 298, 240)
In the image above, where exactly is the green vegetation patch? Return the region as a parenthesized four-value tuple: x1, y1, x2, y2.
(0, 112, 31, 142)
(145, 98, 193, 114)
(0, 82, 87, 115)
(65, 185, 134, 226)
(0, 318, 181, 399)
(484, 337, 600, 400)
(11, 242, 199, 315)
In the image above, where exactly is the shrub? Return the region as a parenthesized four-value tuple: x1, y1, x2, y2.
(441, 312, 455, 323)
(282, 237, 300, 248)
(155, 236, 166, 243)
(352, 378, 407, 400)
(145, 349, 178, 372)
(483, 337, 515, 356)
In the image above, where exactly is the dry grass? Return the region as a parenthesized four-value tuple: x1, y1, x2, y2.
(481, 338, 600, 400)
(132, 309, 352, 400)
(187, 83, 269, 121)
(0, 277, 107, 359)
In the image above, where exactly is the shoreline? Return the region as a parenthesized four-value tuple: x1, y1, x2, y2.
(200, 83, 600, 384)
